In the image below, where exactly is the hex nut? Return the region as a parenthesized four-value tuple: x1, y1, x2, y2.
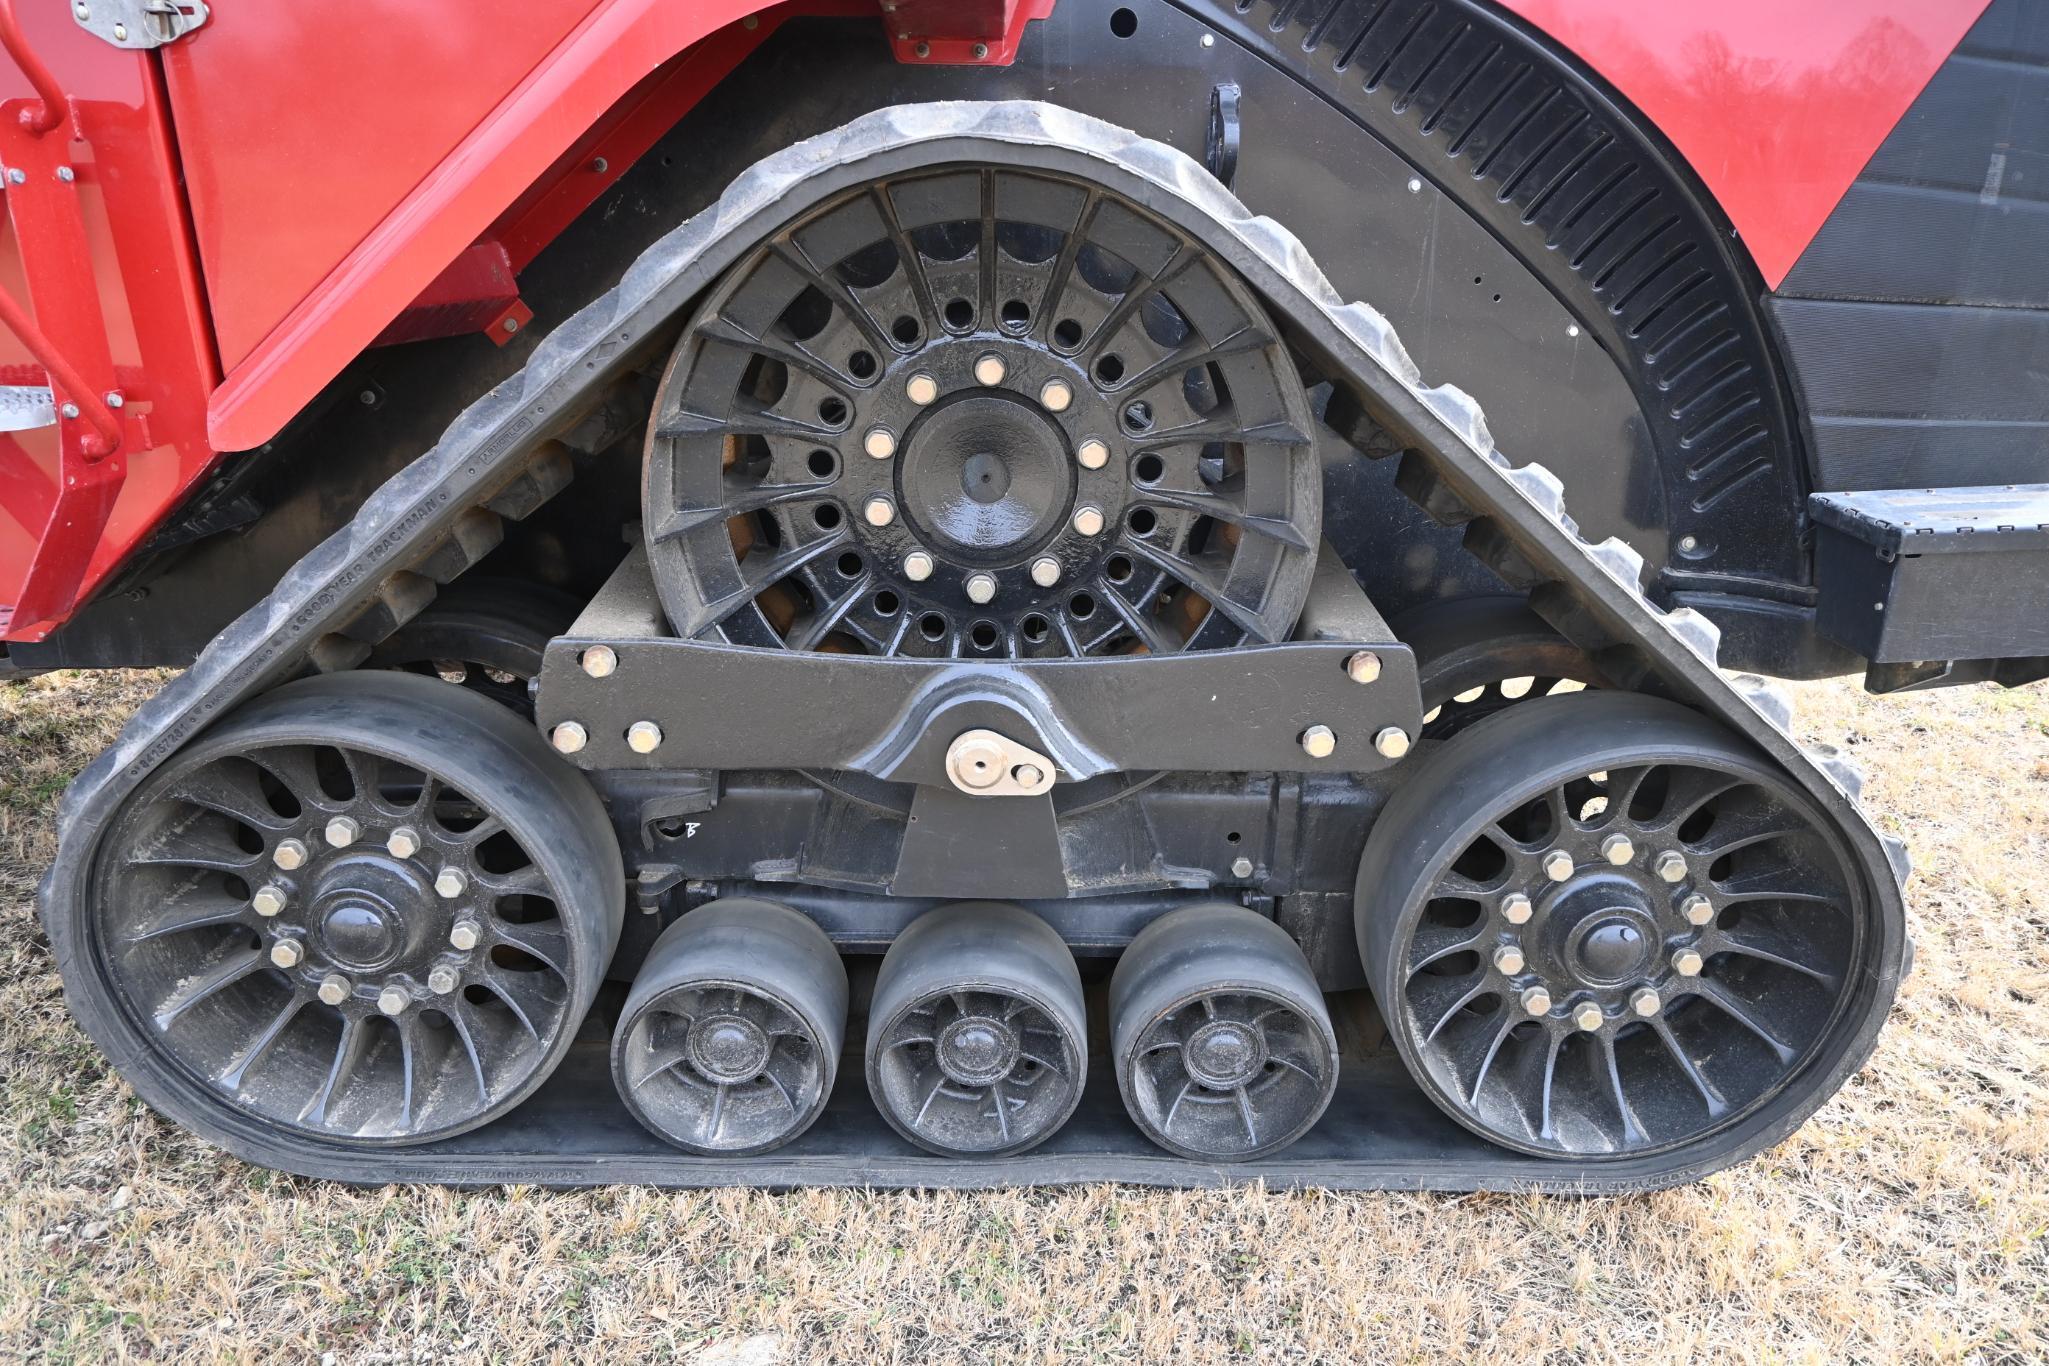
(324, 815, 361, 849)
(1653, 850, 1688, 883)
(906, 372, 940, 405)
(973, 353, 1006, 386)
(1030, 557, 1061, 588)
(1344, 651, 1382, 685)
(1301, 724, 1337, 759)
(434, 868, 468, 900)
(1601, 833, 1636, 866)
(317, 974, 352, 1006)
(449, 919, 483, 952)
(1682, 894, 1715, 927)
(386, 826, 422, 860)
(1520, 985, 1553, 1016)
(863, 427, 897, 460)
(1077, 438, 1110, 470)
(581, 645, 617, 679)
(272, 838, 309, 871)
(1492, 945, 1526, 975)
(1573, 1002, 1605, 1032)
(626, 720, 664, 754)
(268, 940, 304, 970)
(1230, 856, 1255, 880)
(1373, 727, 1411, 759)
(251, 885, 287, 918)
(1501, 892, 1534, 925)
(1672, 948, 1704, 977)
(377, 986, 409, 1017)
(1072, 505, 1106, 537)
(1630, 987, 1663, 1017)
(1040, 379, 1073, 412)
(1542, 850, 1575, 882)
(428, 966, 460, 996)
(903, 551, 935, 581)
(863, 496, 896, 527)
(551, 722, 588, 755)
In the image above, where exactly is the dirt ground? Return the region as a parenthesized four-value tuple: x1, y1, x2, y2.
(1, 668, 2043, 1364)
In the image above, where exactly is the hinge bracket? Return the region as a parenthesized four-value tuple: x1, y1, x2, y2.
(71, 0, 209, 50)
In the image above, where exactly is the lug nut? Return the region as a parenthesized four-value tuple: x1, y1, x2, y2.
(551, 721, 588, 755)
(1653, 850, 1687, 883)
(251, 885, 287, 918)
(449, 919, 482, 952)
(1040, 379, 1073, 412)
(434, 868, 468, 900)
(864, 496, 896, 527)
(1373, 727, 1411, 759)
(1492, 945, 1526, 975)
(386, 826, 421, 860)
(863, 426, 897, 459)
(1077, 438, 1110, 470)
(1573, 1002, 1605, 1032)
(272, 838, 309, 871)
(377, 985, 409, 1017)
(1030, 557, 1061, 588)
(1344, 651, 1382, 685)
(1520, 985, 1552, 1016)
(427, 965, 460, 996)
(906, 372, 940, 405)
(626, 720, 664, 754)
(1542, 850, 1575, 882)
(903, 550, 935, 581)
(1672, 948, 1704, 977)
(1072, 505, 1105, 537)
(581, 645, 617, 679)
(1231, 856, 1255, 879)
(324, 815, 361, 849)
(974, 353, 1006, 386)
(1301, 724, 1337, 759)
(966, 573, 998, 605)
(1601, 833, 1636, 865)
(268, 940, 304, 970)
(1501, 892, 1533, 925)
(317, 974, 352, 1006)
(1682, 893, 1715, 927)
(1630, 987, 1663, 1017)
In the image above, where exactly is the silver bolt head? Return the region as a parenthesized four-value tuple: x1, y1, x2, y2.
(111, 22, 127, 41)
(1573, 1002, 1605, 1032)
(1601, 833, 1636, 866)
(104, 391, 123, 408)
(1682, 893, 1715, 927)
(251, 885, 287, 918)
(1077, 438, 1110, 470)
(903, 551, 935, 582)
(973, 353, 1006, 386)
(268, 940, 303, 970)
(1492, 945, 1526, 975)
(434, 868, 468, 900)
(863, 496, 896, 527)
(1630, 987, 1663, 1018)
(60, 401, 79, 419)
(863, 427, 897, 460)
(56, 165, 74, 183)
(1501, 892, 1534, 925)
(906, 372, 940, 405)
(449, 919, 482, 952)
(1039, 379, 1073, 412)
(272, 838, 308, 871)
(1230, 856, 1254, 880)
(74, 2, 89, 19)
(1071, 505, 1105, 537)
(1653, 850, 1688, 883)
(1520, 985, 1552, 1016)
(581, 645, 617, 679)
(626, 720, 664, 754)
(1542, 850, 1575, 882)
(1013, 762, 1046, 788)
(1373, 727, 1411, 759)
(1344, 651, 1382, 685)
(324, 815, 361, 849)
(317, 974, 351, 1006)
(386, 826, 421, 859)
(965, 573, 998, 605)
(377, 986, 409, 1017)
(1673, 948, 1704, 977)
(1030, 557, 1061, 588)
(6, 168, 23, 185)
(427, 966, 460, 996)
(1301, 724, 1337, 760)
(551, 721, 588, 755)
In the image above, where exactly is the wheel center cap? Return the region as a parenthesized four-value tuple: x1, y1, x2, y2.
(1184, 1019, 1266, 1088)
(936, 1014, 1018, 1087)
(310, 853, 431, 971)
(689, 1013, 771, 1084)
(1564, 909, 1656, 986)
(898, 392, 1073, 564)
(317, 901, 402, 970)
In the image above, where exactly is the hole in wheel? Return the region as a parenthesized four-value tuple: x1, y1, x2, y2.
(847, 350, 877, 380)
(1094, 354, 1126, 386)
(918, 612, 948, 641)
(970, 621, 1000, 652)
(1052, 318, 1084, 352)
(807, 448, 837, 479)
(813, 504, 842, 531)
(817, 396, 849, 428)
(1127, 508, 1157, 537)
(1133, 453, 1164, 484)
(1000, 299, 1031, 332)
(836, 551, 864, 578)
(891, 315, 922, 348)
(943, 298, 976, 332)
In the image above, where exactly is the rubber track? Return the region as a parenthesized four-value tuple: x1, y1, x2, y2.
(38, 102, 1909, 1191)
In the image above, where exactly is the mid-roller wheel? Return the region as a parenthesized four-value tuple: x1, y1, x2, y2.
(1109, 903, 1338, 1160)
(865, 902, 1087, 1158)
(611, 898, 847, 1156)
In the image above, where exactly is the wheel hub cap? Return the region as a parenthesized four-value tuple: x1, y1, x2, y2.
(1545, 875, 1659, 988)
(1183, 1019, 1266, 1088)
(897, 391, 1074, 562)
(936, 1014, 1018, 1086)
(310, 856, 431, 971)
(688, 1012, 772, 1084)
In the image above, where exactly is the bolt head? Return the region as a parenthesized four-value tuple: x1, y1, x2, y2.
(324, 815, 361, 849)
(377, 986, 409, 1017)
(1601, 833, 1636, 866)
(5, 168, 23, 185)
(581, 645, 617, 679)
(1344, 651, 1382, 685)
(449, 919, 482, 952)
(1373, 727, 1411, 759)
(1542, 850, 1575, 882)
(272, 838, 308, 871)
(1013, 762, 1046, 788)
(56, 165, 74, 183)
(104, 391, 124, 409)
(906, 372, 939, 405)
(1520, 985, 1552, 1016)
(1573, 1002, 1605, 1032)
(427, 966, 460, 996)
(1039, 379, 1073, 412)
(251, 885, 287, 918)
(1030, 557, 1061, 588)
(1301, 724, 1337, 759)
(974, 353, 1007, 386)
(1653, 850, 1688, 883)
(1682, 894, 1715, 927)
(59, 401, 79, 419)
(1071, 505, 1105, 537)
(626, 720, 664, 754)
(863, 496, 896, 527)
(1492, 945, 1526, 975)
(434, 868, 468, 900)
(1201, 32, 1216, 47)
(1230, 856, 1255, 880)
(386, 826, 421, 860)
(903, 551, 935, 581)
(1672, 948, 1704, 977)
(965, 573, 997, 605)
(551, 721, 588, 755)
(268, 940, 303, 970)
(1501, 892, 1533, 925)
(317, 974, 351, 1006)
(863, 427, 897, 459)
(74, 2, 89, 19)
(971, 40, 989, 58)
(111, 21, 127, 41)
(1077, 438, 1109, 470)
(1630, 987, 1663, 1018)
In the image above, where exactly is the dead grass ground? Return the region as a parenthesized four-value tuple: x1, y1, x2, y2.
(1, 669, 2044, 1364)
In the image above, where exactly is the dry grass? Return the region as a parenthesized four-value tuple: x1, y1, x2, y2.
(2, 669, 2045, 1364)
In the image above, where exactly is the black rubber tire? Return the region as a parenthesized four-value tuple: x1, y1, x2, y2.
(1398, 595, 1605, 741)
(367, 578, 582, 715)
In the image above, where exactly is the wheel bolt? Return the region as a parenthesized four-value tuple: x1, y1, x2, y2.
(550, 721, 588, 755)
(449, 919, 482, 951)
(324, 815, 361, 849)
(903, 550, 935, 581)
(1630, 987, 1663, 1017)
(272, 838, 309, 871)
(268, 940, 304, 970)
(1601, 833, 1636, 865)
(1672, 948, 1704, 977)
(1492, 945, 1526, 975)
(863, 496, 896, 527)
(1501, 892, 1533, 925)
(1077, 438, 1109, 470)
(427, 966, 460, 995)
(1230, 856, 1254, 879)
(1373, 727, 1410, 759)
(434, 868, 468, 899)
(377, 985, 409, 1017)
(1040, 379, 1073, 412)
(1653, 850, 1688, 883)
(580, 645, 617, 679)
(1542, 850, 1575, 881)
(1520, 985, 1552, 1016)
(966, 573, 998, 605)
(1573, 1002, 1604, 1032)
(906, 372, 939, 405)
(386, 826, 421, 860)
(974, 353, 1006, 386)
(626, 720, 664, 754)
(317, 974, 352, 1006)
(1072, 505, 1105, 536)
(1301, 724, 1336, 759)
(1030, 556, 1061, 588)
(1681, 893, 1714, 927)
(251, 885, 287, 918)
(863, 426, 896, 460)
(1344, 651, 1382, 684)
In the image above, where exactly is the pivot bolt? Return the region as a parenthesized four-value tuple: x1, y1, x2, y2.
(427, 966, 460, 996)
(551, 722, 588, 755)
(1077, 438, 1110, 470)
(1520, 985, 1552, 1016)
(1682, 894, 1715, 927)
(1013, 763, 1046, 788)
(906, 372, 940, 405)
(1072, 505, 1105, 537)
(268, 940, 304, 970)
(377, 985, 409, 1017)
(864, 496, 896, 527)
(863, 426, 897, 460)
(1030, 557, 1061, 588)
(1492, 945, 1526, 975)
(1601, 833, 1636, 866)
(434, 868, 468, 900)
(1373, 727, 1411, 759)
(449, 919, 482, 952)
(1672, 948, 1704, 977)
(966, 573, 998, 605)
(974, 353, 1007, 386)
(626, 720, 664, 754)
(903, 551, 935, 581)
(1630, 987, 1663, 1018)
(386, 826, 421, 860)
(317, 974, 352, 1007)
(251, 885, 287, 918)
(1301, 725, 1337, 759)
(1501, 892, 1533, 925)
(581, 645, 617, 679)
(1573, 1002, 1605, 1032)
(272, 838, 309, 871)
(1039, 379, 1073, 412)
(1653, 850, 1688, 883)
(1344, 651, 1382, 684)
(324, 815, 361, 849)
(1230, 856, 1255, 879)
(1542, 850, 1575, 882)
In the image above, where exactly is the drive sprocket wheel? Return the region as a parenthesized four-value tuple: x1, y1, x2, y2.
(1357, 691, 1895, 1161)
(79, 672, 623, 1146)
(643, 166, 1322, 658)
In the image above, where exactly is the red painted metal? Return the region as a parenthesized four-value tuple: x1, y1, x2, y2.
(1496, 0, 1992, 288)
(374, 240, 527, 349)
(0, 0, 68, 135)
(883, 0, 1055, 66)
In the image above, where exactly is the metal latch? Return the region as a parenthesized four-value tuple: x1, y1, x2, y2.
(71, 0, 209, 49)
